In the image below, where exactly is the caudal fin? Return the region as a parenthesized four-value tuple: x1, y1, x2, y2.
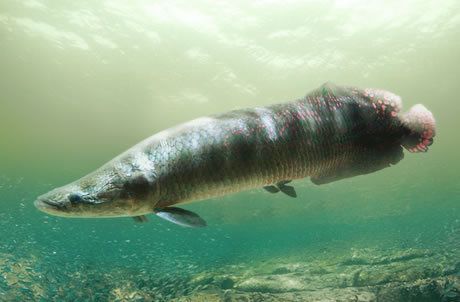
(401, 104, 436, 153)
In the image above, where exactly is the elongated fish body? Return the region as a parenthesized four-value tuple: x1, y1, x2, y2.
(35, 83, 436, 226)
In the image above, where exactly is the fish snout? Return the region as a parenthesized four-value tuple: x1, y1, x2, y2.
(34, 191, 71, 214)
(35, 197, 66, 208)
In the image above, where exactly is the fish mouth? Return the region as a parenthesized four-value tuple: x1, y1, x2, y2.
(34, 197, 66, 212)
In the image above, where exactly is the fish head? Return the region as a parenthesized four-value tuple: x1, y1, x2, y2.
(35, 165, 158, 218)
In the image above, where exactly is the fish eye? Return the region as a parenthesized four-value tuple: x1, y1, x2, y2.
(68, 193, 83, 203)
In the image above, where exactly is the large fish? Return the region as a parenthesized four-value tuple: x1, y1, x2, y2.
(35, 83, 436, 227)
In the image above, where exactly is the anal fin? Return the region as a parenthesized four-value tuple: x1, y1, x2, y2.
(155, 207, 207, 228)
(311, 143, 404, 185)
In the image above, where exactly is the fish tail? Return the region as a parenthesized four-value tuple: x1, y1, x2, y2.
(401, 104, 436, 153)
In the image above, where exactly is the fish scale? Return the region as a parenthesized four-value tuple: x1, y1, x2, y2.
(35, 82, 435, 227)
(147, 83, 397, 208)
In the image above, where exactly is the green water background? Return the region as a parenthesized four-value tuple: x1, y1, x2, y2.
(0, 0, 459, 299)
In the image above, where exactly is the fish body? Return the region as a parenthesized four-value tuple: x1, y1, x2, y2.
(35, 83, 436, 226)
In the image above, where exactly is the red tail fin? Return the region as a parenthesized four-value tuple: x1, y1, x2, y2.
(401, 104, 436, 152)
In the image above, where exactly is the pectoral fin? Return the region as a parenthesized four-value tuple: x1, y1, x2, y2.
(154, 207, 207, 228)
(132, 215, 148, 223)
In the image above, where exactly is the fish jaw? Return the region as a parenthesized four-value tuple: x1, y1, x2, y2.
(34, 195, 155, 218)
(34, 185, 76, 216)
(34, 172, 158, 218)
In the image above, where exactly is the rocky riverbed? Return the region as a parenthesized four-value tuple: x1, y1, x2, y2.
(1, 240, 458, 302)
(175, 245, 459, 302)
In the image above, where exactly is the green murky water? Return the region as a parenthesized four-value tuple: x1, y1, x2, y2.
(1, 1, 459, 301)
